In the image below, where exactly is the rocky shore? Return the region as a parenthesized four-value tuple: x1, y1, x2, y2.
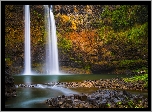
(16, 78, 147, 92)
(45, 89, 148, 108)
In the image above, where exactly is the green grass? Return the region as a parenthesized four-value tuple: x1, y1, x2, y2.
(123, 74, 148, 88)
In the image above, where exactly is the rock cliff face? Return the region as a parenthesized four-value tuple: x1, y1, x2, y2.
(5, 5, 104, 74)
(54, 5, 103, 30)
(54, 5, 105, 69)
(5, 66, 17, 100)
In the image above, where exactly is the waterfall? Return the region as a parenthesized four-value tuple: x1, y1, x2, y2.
(23, 5, 60, 75)
(23, 5, 32, 75)
(45, 5, 60, 75)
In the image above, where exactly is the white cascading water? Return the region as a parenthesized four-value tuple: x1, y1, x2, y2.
(23, 5, 32, 75)
(23, 5, 59, 75)
(45, 5, 59, 75)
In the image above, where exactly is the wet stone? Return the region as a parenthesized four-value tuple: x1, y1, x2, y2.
(65, 99, 73, 104)
(62, 95, 65, 98)
(80, 95, 87, 101)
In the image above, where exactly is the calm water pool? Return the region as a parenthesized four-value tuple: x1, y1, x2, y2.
(13, 74, 130, 84)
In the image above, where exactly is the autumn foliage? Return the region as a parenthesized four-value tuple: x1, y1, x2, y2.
(5, 5, 148, 75)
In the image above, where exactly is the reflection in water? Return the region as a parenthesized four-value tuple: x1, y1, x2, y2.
(14, 74, 130, 84)
(24, 75, 31, 84)
(51, 75, 58, 82)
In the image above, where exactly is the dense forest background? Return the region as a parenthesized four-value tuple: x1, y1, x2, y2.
(5, 5, 148, 75)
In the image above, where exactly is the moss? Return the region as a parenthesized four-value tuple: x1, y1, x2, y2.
(123, 74, 148, 88)
(57, 32, 72, 52)
(118, 59, 147, 70)
(84, 65, 91, 70)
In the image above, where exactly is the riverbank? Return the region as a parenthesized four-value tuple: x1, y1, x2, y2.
(15, 76, 148, 92)
(45, 89, 148, 108)
(44, 75, 148, 108)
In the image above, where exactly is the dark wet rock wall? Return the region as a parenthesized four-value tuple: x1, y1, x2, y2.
(5, 66, 17, 100)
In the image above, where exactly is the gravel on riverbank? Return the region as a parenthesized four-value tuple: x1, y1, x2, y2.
(45, 89, 148, 108)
